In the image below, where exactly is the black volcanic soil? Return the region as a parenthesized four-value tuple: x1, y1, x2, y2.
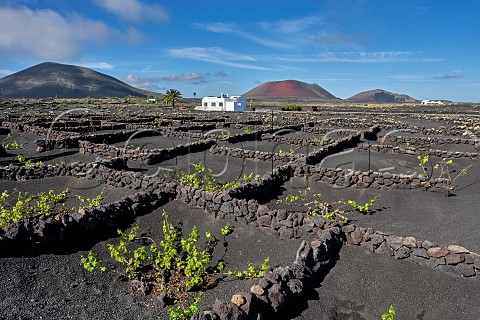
(0, 102, 480, 319)
(290, 245, 480, 320)
(0, 200, 302, 320)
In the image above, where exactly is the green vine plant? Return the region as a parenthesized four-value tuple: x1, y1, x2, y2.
(17, 154, 43, 167)
(221, 223, 234, 236)
(168, 294, 202, 320)
(277, 187, 348, 223)
(310, 135, 329, 145)
(179, 162, 260, 192)
(0, 188, 105, 227)
(127, 145, 142, 151)
(278, 148, 295, 155)
(81, 251, 106, 272)
(81, 210, 231, 303)
(46, 161, 66, 168)
(381, 304, 396, 320)
(76, 188, 105, 210)
(0, 188, 69, 227)
(227, 257, 270, 279)
(417, 155, 472, 196)
(1, 134, 24, 150)
(81, 212, 272, 316)
(218, 131, 231, 138)
(277, 193, 300, 204)
(347, 196, 378, 214)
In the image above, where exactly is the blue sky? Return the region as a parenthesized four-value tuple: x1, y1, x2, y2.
(1, 0, 479, 101)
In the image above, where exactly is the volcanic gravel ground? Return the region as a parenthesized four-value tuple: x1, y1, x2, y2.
(0, 129, 103, 166)
(289, 246, 480, 320)
(112, 136, 199, 150)
(272, 175, 480, 253)
(229, 140, 314, 155)
(318, 147, 478, 176)
(422, 143, 478, 153)
(125, 151, 276, 186)
(0, 200, 302, 320)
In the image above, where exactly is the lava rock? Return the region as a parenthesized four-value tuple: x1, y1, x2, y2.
(211, 299, 244, 320)
(428, 247, 449, 258)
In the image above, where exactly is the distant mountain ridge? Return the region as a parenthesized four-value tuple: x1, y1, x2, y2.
(347, 89, 417, 103)
(0, 63, 420, 103)
(0, 62, 162, 98)
(243, 80, 339, 100)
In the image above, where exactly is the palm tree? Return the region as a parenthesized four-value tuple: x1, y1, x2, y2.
(162, 89, 182, 108)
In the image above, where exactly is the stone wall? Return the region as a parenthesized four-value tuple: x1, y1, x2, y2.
(193, 230, 344, 319)
(224, 125, 302, 144)
(301, 118, 371, 130)
(0, 190, 171, 251)
(182, 188, 478, 319)
(79, 139, 215, 164)
(177, 164, 292, 204)
(261, 134, 331, 147)
(357, 143, 479, 159)
(342, 224, 480, 278)
(70, 162, 177, 195)
(0, 161, 176, 195)
(0, 163, 70, 181)
(378, 135, 478, 147)
(294, 165, 451, 191)
(161, 130, 204, 139)
(177, 175, 480, 282)
(304, 135, 360, 165)
(0, 161, 177, 250)
(209, 145, 295, 164)
(302, 126, 380, 165)
(35, 130, 162, 151)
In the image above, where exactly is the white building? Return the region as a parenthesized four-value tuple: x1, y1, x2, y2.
(196, 93, 246, 112)
(421, 100, 443, 105)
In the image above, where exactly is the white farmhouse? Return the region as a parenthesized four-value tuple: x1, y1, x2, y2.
(421, 100, 443, 105)
(196, 93, 247, 112)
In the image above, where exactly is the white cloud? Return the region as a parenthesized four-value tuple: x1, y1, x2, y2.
(123, 27, 149, 44)
(194, 16, 368, 50)
(122, 72, 207, 91)
(163, 73, 204, 81)
(193, 22, 234, 33)
(122, 74, 163, 91)
(214, 71, 228, 77)
(388, 74, 427, 81)
(435, 72, 464, 80)
(0, 69, 13, 76)
(167, 47, 273, 70)
(82, 62, 114, 69)
(0, 7, 110, 60)
(311, 31, 367, 47)
(259, 16, 323, 34)
(193, 22, 291, 49)
(94, 0, 169, 22)
(267, 51, 443, 63)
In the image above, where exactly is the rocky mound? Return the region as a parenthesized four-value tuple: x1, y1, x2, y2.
(244, 80, 338, 100)
(348, 89, 417, 103)
(0, 62, 161, 98)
